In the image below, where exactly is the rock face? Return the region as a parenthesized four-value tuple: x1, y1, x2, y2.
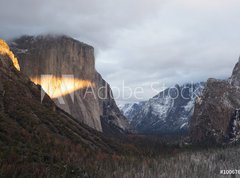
(10, 35, 129, 132)
(230, 57, 240, 86)
(0, 42, 124, 176)
(190, 60, 240, 144)
(0, 48, 115, 153)
(120, 83, 204, 134)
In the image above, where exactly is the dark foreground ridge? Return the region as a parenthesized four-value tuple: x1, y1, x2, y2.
(0, 51, 123, 176)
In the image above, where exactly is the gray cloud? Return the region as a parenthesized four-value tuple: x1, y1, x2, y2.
(1, 0, 240, 103)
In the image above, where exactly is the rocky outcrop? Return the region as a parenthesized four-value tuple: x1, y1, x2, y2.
(10, 35, 129, 132)
(0, 45, 115, 152)
(230, 58, 240, 86)
(0, 41, 127, 176)
(190, 59, 240, 144)
(120, 83, 204, 134)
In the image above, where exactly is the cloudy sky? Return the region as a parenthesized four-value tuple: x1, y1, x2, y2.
(1, 0, 240, 103)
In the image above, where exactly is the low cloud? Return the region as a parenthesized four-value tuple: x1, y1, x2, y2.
(1, 0, 240, 103)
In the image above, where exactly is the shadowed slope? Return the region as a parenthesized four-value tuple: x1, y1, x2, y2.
(0, 48, 121, 176)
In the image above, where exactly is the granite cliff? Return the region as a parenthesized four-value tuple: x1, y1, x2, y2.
(10, 35, 129, 133)
(0, 39, 125, 176)
(190, 58, 240, 144)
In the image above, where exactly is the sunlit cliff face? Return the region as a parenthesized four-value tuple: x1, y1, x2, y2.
(31, 75, 95, 99)
(0, 39, 20, 71)
(0, 39, 94, 99)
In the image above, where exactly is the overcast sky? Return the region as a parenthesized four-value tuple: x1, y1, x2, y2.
(1, 0, 240, 103)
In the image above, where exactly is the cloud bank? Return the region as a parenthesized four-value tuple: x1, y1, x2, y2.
(1, 0, 240, 103)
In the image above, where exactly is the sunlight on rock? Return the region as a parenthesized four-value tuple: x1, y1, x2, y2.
(0, 39, 20, 71)
(30, 75, 94, 98)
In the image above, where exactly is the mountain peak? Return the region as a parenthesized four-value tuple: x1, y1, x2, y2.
(10, 35, 129, 133)
(11, 34, 93, 50)
(191, 57, 240, 144)
(121, 82, 205, 134)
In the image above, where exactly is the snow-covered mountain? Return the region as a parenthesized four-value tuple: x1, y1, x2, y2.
(120, 83, 205, 134)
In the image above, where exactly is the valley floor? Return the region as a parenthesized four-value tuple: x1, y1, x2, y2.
(87, 144, 240, 178)
(1, 132, 240, 178)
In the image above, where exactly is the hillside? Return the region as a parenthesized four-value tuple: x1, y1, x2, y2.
(0, 40, 121, 177)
